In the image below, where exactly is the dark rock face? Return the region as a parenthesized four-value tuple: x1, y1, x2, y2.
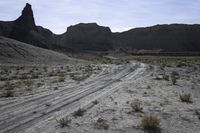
(10, 3, 37, 41)
(0, 21, 13, 37)
(0, 3, 200, 53)
(0, 3, 57, 49)
(61, 23, 113, 51)
(114, 24, 200, 52)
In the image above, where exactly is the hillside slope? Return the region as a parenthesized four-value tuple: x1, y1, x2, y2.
(0, 36, 82, 64)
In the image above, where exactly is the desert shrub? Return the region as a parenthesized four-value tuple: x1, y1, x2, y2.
(43, 66, 48, 72)
(4, 81, 14, 90)
(37, 82, 43, 87)
(70, 73, 89, 81)
(24, 79, 32, 87)
(147, 85, 151, 89)
(177, 62, 187, 67)
(194, 110, 200, 120)
(19, 74, 28, 79)
(4, 90, 14, 97)
(92, 100, 99, 105)
(129, 100, 143, 113)
(73, 108, 86, 117)
(58, 76, 65, 82)
(0, 77, 8, 81)
(171, 72, 179, 85)
(56, 116, 71, 127)
(179, 93, 192, 103)
(31, 74, 39, 79)
(163, 74, 169, 81)
(95, 118, 109, 130)
(140, 115, 160, 132)
(160, 64, 165, 70)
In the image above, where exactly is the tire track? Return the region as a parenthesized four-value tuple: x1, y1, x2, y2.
(0, 64, 135, 133)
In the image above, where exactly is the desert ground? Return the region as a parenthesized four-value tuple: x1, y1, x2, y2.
(0, 56, 200, 133)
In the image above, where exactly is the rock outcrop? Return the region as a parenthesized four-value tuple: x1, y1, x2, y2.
(10, 3, 37, 41)
(114, 24, 200, 52)
(0, 3, 200, 53)
(60, 23, 113, 51)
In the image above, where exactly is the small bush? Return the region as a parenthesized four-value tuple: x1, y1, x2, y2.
(95, 118, 109, 130)
(194, 110, 200, 120)
(171, 72, 178, 85)
(179, 93, 192, 103)
(92, 100, 99, 105)
(140, 115, 160, 132)
(4, 81, 14, 90)
(73, 108, 86, 117)
(163, 75, 169, 81)
(129, 100, 143, 113)
(56, 117, 71, 127)
(24, 79, 32, 87)
(4, 90, 14, 97)
(58, 76, 65, 82)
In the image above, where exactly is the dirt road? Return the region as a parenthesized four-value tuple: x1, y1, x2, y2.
(0, 62, 147, 133)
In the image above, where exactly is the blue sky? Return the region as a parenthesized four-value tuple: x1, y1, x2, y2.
(0, 0, 200, 34)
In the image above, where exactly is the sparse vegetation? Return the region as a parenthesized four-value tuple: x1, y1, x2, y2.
(128, 100, 143, 113)
(73, 108, 86, 117)
(163, 74, 169, 81)
(140, 115, 160, 132)
(92, 100, 99, 105)
(3, 81, 15, 97)
(56, 116, 71, 127)
(94, 118, 109, 130)
(70, 73, 89, 81)
(4, 81, 14, 90)
(194, 110, 200, 120)
(58, 76, 65, 82)
(171, 72, 179, 85)
(4, 90, 14, 97)
(179, 93, 192, 103)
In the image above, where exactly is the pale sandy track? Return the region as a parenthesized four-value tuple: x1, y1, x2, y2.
(0, 63, 147, 133)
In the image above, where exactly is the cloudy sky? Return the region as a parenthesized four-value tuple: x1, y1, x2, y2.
(0, 0, 200, 34)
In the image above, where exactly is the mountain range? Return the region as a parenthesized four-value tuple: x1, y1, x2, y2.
(0, 3, 200, 54)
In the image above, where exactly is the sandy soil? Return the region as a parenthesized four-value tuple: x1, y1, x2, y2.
(0, 59, 200, 133)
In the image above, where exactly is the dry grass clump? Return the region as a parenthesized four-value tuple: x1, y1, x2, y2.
(4, 90, 14, 97)
(58, 76, 65, 82)
(56, 116, 71, 127)
(73, 108, 86, 117)
(163, 74, 169, 81)
(94, 118, 109, 130)
(3, 81, 15, 97)
(140, 115, 160, 132)
(171, 71, 179, 85)
(128, 100, 143, 114)
(179, 93, 192, 103)
(194, 110, 200, 120)
(92, 100, 99, 105)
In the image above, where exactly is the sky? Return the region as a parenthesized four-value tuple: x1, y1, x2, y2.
(0, 0, 200, 34)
